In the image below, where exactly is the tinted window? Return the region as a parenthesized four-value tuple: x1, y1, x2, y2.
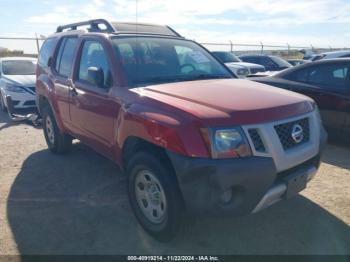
(212, 52, 241, 63)
(2, 60, 37, 75)
(260, 57, 276, 68)
(112, 37, 232, 87)
(38, 38, 57, 68)
(55, 37, 78, 77)
(269, 56, 292, 68)
(285, 68, 309, 82)
(78, 41, 112, 88)
(308, 64, 349, 89)
(240, 56, 258, 64)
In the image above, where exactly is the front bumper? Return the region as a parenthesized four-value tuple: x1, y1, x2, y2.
(167, 127, 327, 216)
(1, 90, 36, 108)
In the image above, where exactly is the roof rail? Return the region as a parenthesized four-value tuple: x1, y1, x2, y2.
(56, 19, 183, 38)
(56, 19, 115, 33)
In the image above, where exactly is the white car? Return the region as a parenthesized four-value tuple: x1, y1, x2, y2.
(310, 50, 350, 61)
(212, 51, 266, 78)
(0, 57, 37, 111)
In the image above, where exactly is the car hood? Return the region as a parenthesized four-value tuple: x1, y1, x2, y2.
(132, 79, 314, 126)
(226, 62, 265, 69)
(2, 75, 36, 86)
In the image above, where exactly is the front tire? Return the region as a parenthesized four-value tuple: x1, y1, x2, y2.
(0, 92, 6, 111)
(41, 104, 72, 154)
(127, 152, 185, 241)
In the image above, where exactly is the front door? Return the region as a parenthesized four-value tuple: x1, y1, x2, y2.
(69, 38, 119, 157)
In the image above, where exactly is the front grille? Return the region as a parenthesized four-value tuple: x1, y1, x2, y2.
(24, 100, 36, 106)
(250, 68, 265, 74)
(274, 118, 310, 150)
(248, 129, 266, 152)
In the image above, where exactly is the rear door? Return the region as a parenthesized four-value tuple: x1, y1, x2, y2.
(69, 37, 119, 157)
(52, 36, 79, 125)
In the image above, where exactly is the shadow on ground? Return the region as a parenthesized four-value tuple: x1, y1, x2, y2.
(321, 142, 350, 170)
(6, 143, 350, 255)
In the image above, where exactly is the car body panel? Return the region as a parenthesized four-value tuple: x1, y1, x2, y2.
(0, 57, 37, 109)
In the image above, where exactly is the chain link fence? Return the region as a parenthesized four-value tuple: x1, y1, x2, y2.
(0, 36, 348, 59)
(199, 41, 347, 59)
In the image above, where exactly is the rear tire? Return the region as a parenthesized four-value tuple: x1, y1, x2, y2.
(127, 152, 185, 242)
(41, 103, 72, 154)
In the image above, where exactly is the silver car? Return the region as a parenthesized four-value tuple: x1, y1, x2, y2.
(0, 57, 37, 111)
(212, 51, 266, 77)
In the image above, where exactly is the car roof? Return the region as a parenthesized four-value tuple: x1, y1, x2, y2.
(0, 57, 37, 62)
(322, 50, 350, 56)
(275, 57, 350, 78)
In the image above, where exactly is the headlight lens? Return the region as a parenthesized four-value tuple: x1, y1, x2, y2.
(236, 68, 249, 76)
(4, 84, 25, 93)
(201, 127, 252, 159)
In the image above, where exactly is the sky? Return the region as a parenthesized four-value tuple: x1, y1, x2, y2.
(0, 0, 349, 53)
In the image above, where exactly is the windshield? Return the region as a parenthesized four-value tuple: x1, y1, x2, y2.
(112, 37, 234, 87)
(213, 52, 241, 63)
(270, 56, 292, 68)
(2, 60, 37, 75)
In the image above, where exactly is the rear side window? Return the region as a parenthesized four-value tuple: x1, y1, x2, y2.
(38, 38, 57, 68)
(55, 37, 78, 77)
(308, 64, 349, 89)
(287, 63, 350, 90)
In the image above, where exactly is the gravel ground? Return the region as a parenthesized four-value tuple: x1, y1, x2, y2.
(0, 110, 349, 255)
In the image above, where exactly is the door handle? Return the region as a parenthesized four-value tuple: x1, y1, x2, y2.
(70, 87, 78, 96)
(67, 79, 78, 96)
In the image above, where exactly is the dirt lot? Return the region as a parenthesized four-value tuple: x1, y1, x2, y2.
(0, 110, 349, 255)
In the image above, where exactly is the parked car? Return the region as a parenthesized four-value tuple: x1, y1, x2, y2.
(212, 51, 265, 77)
(36, 19, 327, 241)
(287, 59, 309, 66)
(310, 50, 350, 61)
(250, 58, 350, 141)
(0, 57, 37, 111)
(239, 54, 292, 71)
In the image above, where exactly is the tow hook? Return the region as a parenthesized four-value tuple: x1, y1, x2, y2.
(5, 95, 41, 126)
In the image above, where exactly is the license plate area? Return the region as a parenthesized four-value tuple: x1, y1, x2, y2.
(282, 169, 308, 199)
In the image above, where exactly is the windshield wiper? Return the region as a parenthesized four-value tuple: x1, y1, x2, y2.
(186, 74, 232, 81)
(136, 75, 191, 86)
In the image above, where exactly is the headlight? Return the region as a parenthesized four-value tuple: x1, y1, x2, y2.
(4, 83, 25, 93)
(236, 68, 249, 76)
(200, 127, 252, 159)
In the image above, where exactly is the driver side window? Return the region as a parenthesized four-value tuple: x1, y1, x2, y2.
(78, 40, 112, 88)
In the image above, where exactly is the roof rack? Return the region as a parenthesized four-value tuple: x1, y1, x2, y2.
(56, 19, 115, 33)
(56, 19, 183, 37)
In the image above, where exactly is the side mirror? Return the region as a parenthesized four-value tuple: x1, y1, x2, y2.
(88, 67, 104, 87)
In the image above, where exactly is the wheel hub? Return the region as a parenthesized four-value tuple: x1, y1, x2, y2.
(135, 170, 167, 224)
(45, 116, 55, 144)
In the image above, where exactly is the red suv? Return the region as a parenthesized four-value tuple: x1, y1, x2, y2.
(36, 19, 327, 241)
